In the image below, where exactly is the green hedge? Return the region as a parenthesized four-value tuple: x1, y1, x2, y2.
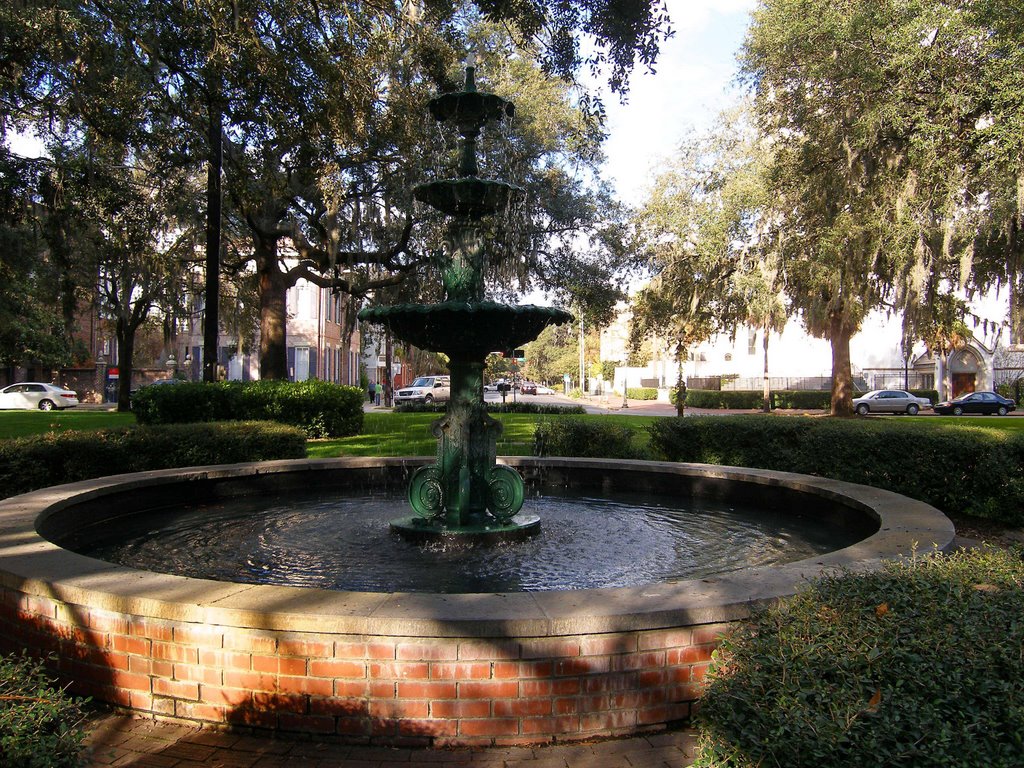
(0, 653, 88, 768)
(647, 415, 1024, 524)
(533, 418, 643, 459)
(695, 548, 1024, 767)
(0, 421, 307, 499)
(684, 389, 831, 410)
(681, 389, 940, 410)
(396, 401, 586, 415)
(626, 387, 659, 400)
(131, 380, 364, 438)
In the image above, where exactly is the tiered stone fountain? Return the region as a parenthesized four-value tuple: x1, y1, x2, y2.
(359, 61, 571, 541)
(0, 57, 956, 748)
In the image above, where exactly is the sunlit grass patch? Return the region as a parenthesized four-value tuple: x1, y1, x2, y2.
(307, 412, 661, 459)
(0, 409, 135, 439)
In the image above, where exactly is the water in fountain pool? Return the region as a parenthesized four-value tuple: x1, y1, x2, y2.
(73, 488, 860, 593)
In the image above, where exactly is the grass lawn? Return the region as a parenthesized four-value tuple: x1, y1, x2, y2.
(898, 414, 1024, 432)
(0, 409, 135, 439)
(4, 407, 1017, 460)
(307, 412, 661, 458)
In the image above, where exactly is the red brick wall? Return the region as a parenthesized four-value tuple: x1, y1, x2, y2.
(0, 587, 727, 747)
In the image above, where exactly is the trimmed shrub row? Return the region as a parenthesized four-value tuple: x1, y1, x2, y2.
(131, 380, 364, 438)
(533, 418, 643, 459)
(626, 387, 659, 401)
(396, 401, 586, 415)
(695, 547, 1024, 767)
(647, 415, 1024, 524)
(682, 389, 940, 410)
(0, 421, 307, 499)
(0, 652, 88, 768)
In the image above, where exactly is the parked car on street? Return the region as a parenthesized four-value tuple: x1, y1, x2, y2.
(519, 382, 537, 395)
(933, 391, 1016, 416)
(853, 389, 931, 415)
(534, 385, 556, 395)
(0, 382, 79, 411)
(394, 375, 450, 405)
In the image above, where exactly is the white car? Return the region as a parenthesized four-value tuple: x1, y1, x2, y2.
(0, 382, 80, 411)
(853, 389, 931, 415)
(394, 375, 451, 405)
(535, 385, 556, 395)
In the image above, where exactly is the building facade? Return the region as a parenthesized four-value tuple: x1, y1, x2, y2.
(176, 280, 362, 388)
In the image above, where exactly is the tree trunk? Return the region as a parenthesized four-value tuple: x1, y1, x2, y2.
(829, 316, 855, 417)
(115, 317, 135, 413)
(258, 240, 288, 380)
(761, 325, 771, 413)
(203, 102, 223, 382)
(1009, 213, 1023, 346)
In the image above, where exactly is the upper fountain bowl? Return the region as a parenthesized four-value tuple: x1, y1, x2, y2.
(414, 177, 525, 220)
(358, 301, 572, 357)
(428, 89, 514, 126)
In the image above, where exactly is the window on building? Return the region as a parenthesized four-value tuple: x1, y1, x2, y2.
(748, 329, 757, 355)
(294, 347, 310, 381)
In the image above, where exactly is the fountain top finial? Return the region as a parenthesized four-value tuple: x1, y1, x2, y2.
(465, 51, 477, 91)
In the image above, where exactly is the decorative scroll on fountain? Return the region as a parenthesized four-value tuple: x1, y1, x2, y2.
(358, 58, 572, 541)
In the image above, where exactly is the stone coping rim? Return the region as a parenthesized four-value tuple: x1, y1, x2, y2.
(0, 457, 956, 637)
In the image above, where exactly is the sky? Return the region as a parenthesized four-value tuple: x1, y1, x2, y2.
(595, 0, 757, 205)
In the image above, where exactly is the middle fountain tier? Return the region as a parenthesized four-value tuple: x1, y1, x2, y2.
(358, 60, 572, 541)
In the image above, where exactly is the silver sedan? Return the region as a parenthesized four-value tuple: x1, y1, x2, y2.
(853, 389, 931, 416)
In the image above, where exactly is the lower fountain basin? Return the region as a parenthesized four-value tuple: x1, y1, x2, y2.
(0, 457, 954, 747)
(357, 301, 572, 356)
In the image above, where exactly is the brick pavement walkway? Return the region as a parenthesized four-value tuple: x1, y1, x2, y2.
(83, 712, 697, 767)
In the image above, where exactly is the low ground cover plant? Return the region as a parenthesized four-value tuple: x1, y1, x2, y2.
(694, 547, 1024, 767)
(648, 415, 1024, 524)
(0, 652, 88, 768)
(131, 380, 364, 437)
(0, 421, 306, 499)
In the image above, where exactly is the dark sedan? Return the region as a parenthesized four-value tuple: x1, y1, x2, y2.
(933, 391, 1016, 416)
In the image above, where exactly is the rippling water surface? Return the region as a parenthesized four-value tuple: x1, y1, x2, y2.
(76, 489, 860, 593)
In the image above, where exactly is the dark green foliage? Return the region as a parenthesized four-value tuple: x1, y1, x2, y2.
(908, 389, 939, 403)
(131, 381, 364, 437)
(533, 418, 642, 459)
(0, 421, 306, 499)
(395, 402, 586, 415)
(694, 548, 1024, 768)
(997, 380, 1024, 407)
(647, 416, 1024, 524)
(0, 653, 88, 768)
(626, 387, 658, 400)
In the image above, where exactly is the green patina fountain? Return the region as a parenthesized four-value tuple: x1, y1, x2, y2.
(358, 58, 572, 541)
